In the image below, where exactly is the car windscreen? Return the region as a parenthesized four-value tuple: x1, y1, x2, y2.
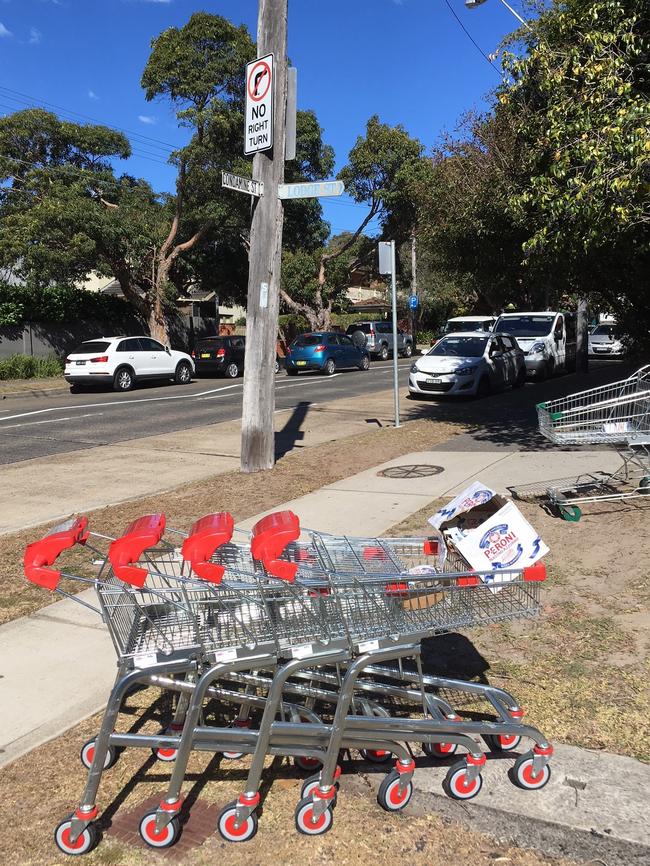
(592, 325, 617, 337)
(495, 316, 554, 336)
(445, 321, 486, 333)
(293, 334, 324, 347)
(72, 341, 111, 354)
(346, 324, 371, 335)
(429, 336, 488, 357)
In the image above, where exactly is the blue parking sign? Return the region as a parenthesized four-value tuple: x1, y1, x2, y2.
(409, 295, 418, 310)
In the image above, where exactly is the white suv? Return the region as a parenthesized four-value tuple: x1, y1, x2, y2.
(64, 336, 195, 392)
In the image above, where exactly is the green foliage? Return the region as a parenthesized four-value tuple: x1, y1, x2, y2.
(0, 354, 63, 380)
(0, 282, 137, 327)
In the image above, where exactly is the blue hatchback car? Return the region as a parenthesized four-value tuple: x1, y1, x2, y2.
(285, 332, 370, 376)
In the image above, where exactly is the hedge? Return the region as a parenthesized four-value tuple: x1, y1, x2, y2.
(0, 282, 137, 327)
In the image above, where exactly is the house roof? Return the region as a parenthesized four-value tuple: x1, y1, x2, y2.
(350, 296, 390, 311)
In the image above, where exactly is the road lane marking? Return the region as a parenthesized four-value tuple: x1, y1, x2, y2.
(0, 413, 102, 430)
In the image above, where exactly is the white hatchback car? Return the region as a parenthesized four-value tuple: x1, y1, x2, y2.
(64, 336, 195, 392)
(409, 332, 526, 398)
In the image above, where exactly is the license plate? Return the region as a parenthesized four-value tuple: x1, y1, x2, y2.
(200, 353, 211, 359)
(296, 361, 307, 366)
(426, 377, 442, 384)
(75, 360, 85, 366)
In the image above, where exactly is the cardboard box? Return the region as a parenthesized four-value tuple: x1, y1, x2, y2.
(428, 482, 549, 585)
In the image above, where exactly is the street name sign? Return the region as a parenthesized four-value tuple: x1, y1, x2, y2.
(244, 53, 273, 155)
(221, 171, 264, 197)
(277, 180, 344, 200)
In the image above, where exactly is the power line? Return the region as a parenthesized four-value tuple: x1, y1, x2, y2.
(440, 0, 504, 79)
(0, 84, 180, 154)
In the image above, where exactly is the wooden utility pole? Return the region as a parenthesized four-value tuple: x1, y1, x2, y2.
(240, 0, 288, 473)
(576, 296, 589, 374)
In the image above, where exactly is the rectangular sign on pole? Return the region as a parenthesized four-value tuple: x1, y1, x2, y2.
(221, 171, 264, 197)
(378, 241, 393, 275)
(244, 53, 274, 155)
(277, 180, 344, 200)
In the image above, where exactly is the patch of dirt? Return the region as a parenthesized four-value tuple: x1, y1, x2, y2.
(0, 689, 578, 866)
(1, 417, 462, 625)
(389, 496, 650, 761)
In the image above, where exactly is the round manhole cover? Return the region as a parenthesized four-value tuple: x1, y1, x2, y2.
(379, 464, 445, 479)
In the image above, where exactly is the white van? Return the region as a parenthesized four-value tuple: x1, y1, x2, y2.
(442, 315, 495, 335)
(494, 311, 577, 379)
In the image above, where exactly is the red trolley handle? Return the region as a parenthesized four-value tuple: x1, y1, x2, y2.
(23, 516, 90, 591)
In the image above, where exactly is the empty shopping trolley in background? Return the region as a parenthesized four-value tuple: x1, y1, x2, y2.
(513, 365, 650, 520)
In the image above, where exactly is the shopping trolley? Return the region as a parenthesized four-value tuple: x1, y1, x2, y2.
(24, 510, 552, 855)
(514, 365, 650, 520)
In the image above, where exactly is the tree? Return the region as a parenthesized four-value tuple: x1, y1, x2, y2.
(500, 0, 649, 336)
(280, 115, 425, 329)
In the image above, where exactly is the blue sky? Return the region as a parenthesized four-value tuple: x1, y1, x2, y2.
(0, 0, 528, 236)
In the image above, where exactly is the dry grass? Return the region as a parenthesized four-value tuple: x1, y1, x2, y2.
(0, 688, 577, 866)
(388, 496, 650, 762)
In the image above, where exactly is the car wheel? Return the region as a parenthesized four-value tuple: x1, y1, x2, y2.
(358, 355, 370, 371)
(175, 361, 192, 385)
(350, 330, 367, 349)
(224, 362, 240, 379)
(286, 368, 299, 377)
(69, 384, 83, 394)
(323, 358, 336, 376)
(379, 344, 389, 361)
(275, 359, 281, 374)
(113, 367, 135, 392)
(402, 343, 413, 358)
(476, 376, 491, 398)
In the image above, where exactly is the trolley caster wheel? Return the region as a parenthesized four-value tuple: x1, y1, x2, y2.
(294, 755, 322, 772)
(139, 811, 182, 849)
(639, 476, 650, 494)
(360, 748, 392, 764)
(558, 504, 581, 522)
(510, 752, 552, 790)
(483, 733, 521, 753)
(423, 741, 458, 758)
(80, 738, 119, 771)
(294, 797, 334, 836)
(300, 773, 339, 805)
(217, 800, 258, 842)
(443, 761, 484, 800)
(377, 769, 414, 812)
(153, 745, 178, 762)
(54, 816, 100, 856)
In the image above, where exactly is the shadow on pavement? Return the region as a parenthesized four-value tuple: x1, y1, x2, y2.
(275, 400, 311, 460)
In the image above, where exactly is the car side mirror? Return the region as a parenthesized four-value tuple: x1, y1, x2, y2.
(166, 346, 171, 355)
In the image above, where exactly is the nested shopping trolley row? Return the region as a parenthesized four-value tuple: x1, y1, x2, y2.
(24, 508, 552, 856)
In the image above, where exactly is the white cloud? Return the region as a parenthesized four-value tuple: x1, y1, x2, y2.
(88, 89, 99, 100)
(0, 21, 12, 37)
(138, 114, 156, 125)
(28, 27, 41, 44)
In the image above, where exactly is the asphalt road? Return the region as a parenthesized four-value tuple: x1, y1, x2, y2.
(0, 358, 629, 466)
(0, 359, 415, 465)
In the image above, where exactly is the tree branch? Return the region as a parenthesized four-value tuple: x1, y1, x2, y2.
(322, 197, 380, 264)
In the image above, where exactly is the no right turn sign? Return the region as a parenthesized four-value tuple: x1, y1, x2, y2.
(244, 54, 274, 155)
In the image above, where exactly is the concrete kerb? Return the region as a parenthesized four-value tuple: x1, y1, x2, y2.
(411, 743, 650, 864)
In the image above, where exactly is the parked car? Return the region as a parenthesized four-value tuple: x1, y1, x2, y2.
(345, 321, 413, 360)
(64, 336, 194, 392)
(408, 332, 526, 398)
(441, 315, 496, 335)
(588, 323, 625, 357)
(493, 311, 577, 379)
(285, 332, 370, 376)
(192, 335, 282, 377)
